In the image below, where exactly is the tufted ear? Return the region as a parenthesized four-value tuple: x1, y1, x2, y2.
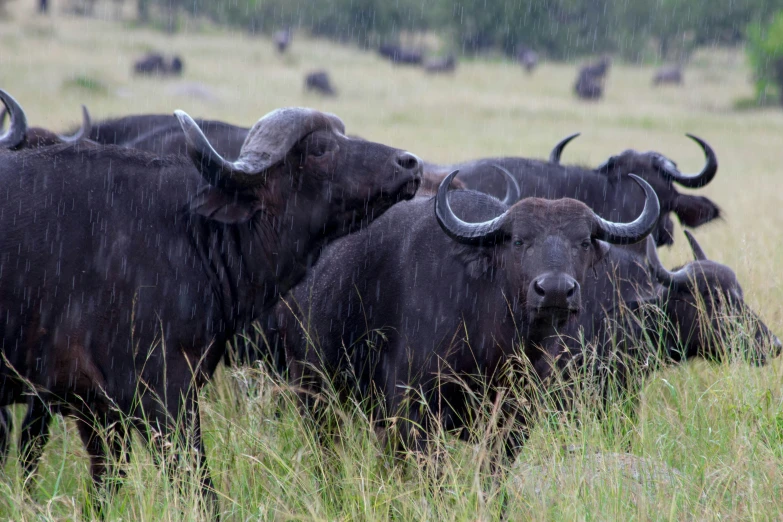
(187, 187, 259, 224)
(673, 194, 721, 228)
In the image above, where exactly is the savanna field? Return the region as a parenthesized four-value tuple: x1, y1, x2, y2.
(2, 2, 783, 520)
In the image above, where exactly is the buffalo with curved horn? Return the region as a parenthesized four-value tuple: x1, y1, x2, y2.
(276, 169, 659, 459)
(0, 104, 422, 514)
(424, 133, 720, 247)
(0, 89, 91, 150)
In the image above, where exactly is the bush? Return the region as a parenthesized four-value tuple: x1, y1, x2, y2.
(747, 11, 783, 105)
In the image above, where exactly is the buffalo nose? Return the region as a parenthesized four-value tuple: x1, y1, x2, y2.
(529, 274, 580, 311)
(394, 152, 422, 173)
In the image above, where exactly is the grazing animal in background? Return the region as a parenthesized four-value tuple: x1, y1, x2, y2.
(652, 65, 684, 86)
(517, 47, 539, 73)
(274, 28, 292, 53)
(424, 55, 457, 74)
(0, 89, 92, 150)
(305, 70, 337, 96)
(0, 107, 422, 513)
(574, 56, 611, 100)
(278, 170, 659, 457)
(423, 133, 720, 248)
(133, 52, 184, 76)
(378, 43, 424, 65)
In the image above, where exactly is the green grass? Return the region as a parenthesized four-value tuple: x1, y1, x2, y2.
(2, 1, 783, 520)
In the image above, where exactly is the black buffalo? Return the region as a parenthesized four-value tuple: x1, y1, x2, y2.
(562, 232, 781, 404)
(305, 70, 337, 96)
(574, 56, 611, 100)
(274, 28, 292, 53)
(277, 170, 659, 457)
(517, 47, 539, 73)
(0, 89, 91, 150)
(133, 52, 184, 76)
(652, 65, 684, 86)
(0, 107, 422, 512)
(424, 133, 720, 248)
(378, 44, 423, 65)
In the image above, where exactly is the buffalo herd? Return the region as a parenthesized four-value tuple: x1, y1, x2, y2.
(0, 85, 778, 517)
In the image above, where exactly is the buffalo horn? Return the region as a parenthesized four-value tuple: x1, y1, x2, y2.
(646, 235, 690, 288)
(549, 132, 580, 164)
(435, 170, 509, 244)
(175, 107, 346, 188)
(683, 230, 708, 261)
(57, 105, 91, 144)
(0, 89, 27, 149)
(491, 164, 521, 206)
(592, 174, 660, 245)
(658, 134, 718, 188)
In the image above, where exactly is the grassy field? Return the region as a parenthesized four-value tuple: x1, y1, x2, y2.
(2, 1, 783, 520)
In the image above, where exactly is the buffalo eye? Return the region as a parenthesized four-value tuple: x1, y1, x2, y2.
(514, 240, 523, 247)
(581, 239, 591, 250)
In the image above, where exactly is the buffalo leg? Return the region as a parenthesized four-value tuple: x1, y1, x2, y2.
(19, 399, 53, 482)
(76, 417, 130, 519)
(0, 407, 12, 466)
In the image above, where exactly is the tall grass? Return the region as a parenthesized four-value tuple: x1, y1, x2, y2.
(1, 3, 783, 520)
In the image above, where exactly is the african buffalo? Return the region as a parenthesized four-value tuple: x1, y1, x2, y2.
(274, 28, 292, 53)
(305, 70, 337, 96)
(517, 48, 539, 73)
(277, 170, 659, 457)
(574, 56, 610, 100)
(378, 44, 423, 65)
(424, 133, 720, 248)
(0, 89, 91, 150)
(133, 52, 184, 76)
(0, 107, 422, 513)
(424, 55, 457, 74)
(561, 232, 781, 405)
(652, 65, 684, 86)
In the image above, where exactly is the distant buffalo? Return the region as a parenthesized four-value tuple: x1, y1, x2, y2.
(424, 55, 456, 74)
(517, 47, 539, 73)
(274, 28, 291, 53)
(574, 56, 611, 100)
(133, 52, 184, 76)
(378, 44, 423, 66)
(305, 70, 337, 96)
(652, 65, 683, 86)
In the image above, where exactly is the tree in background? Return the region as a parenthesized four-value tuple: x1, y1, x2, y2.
(747, 10, 783, 105)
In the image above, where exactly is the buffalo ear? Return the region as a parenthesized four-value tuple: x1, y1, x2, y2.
(188, 187, 258, 224)
(674, 195, 721, 228)
(591, 240, 611, 265)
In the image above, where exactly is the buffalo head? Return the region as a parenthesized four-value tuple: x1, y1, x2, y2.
(176, 106, 422, 249)
(436, 169, 660, 327)
(550, 133, 720, 246)
(647, 232, 781, 364)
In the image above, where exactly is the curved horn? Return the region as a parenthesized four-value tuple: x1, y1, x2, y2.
(0, 89, 28, 149)
(176, 107, 346, 188)
(683, 230, 708, 261)
(57, 105, 91, 143)
(175, 109, 258, 188)
(593, 174, 660, 245)
(658, 134, 718, 188)
(549, 132, 580, 164)
(0, 107, 6, 130)
(491, 164, 521, 206)
(646, 235, 689, 288)
(435, 170, 510, 245)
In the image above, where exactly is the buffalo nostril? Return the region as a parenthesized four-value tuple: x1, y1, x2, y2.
(566, 282, 577, 298)
(395, 152, 421, 172)
(533, 280, 546, 297)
